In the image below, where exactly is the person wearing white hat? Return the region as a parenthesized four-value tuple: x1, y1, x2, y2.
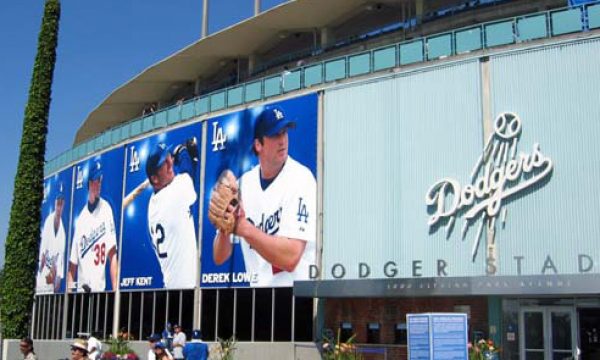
(70, 338, 89, 360)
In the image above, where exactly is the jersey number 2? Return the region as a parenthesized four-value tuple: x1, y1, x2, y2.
(153, 224, 168, 258)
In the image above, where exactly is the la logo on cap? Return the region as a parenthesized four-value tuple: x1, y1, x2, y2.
(273, 109, 284, 120)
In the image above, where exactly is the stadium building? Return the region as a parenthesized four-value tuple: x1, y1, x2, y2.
(11, 0, 600, 358)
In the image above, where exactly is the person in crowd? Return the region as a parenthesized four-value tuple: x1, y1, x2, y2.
(183, 330, 209, 360)
(70, 338, 90, 360)
(148, 333, 173, 360)
(19, 337, 37, 360)
(172, 324, 186, 360)
(153, 342, 172, 360)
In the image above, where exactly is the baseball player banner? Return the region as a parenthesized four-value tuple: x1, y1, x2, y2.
(68, 148, 124, 293)
(36, 168, 73, 295)
(119, 123, 201, 290)
(202, 93, 318, 288)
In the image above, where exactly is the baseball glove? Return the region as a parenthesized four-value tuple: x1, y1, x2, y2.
(208, 170, 240, 234)
(173, 137, 199, 162)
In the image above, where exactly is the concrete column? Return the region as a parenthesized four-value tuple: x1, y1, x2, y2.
(202, 0, 209, 38)
(415, 0, 424, 24)
(248, 54, 258, 76)
(254, 0, 261, 16)
(320, 27, 333, 49)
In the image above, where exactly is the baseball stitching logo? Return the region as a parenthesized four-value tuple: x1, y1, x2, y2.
(426, 112, 554, 261)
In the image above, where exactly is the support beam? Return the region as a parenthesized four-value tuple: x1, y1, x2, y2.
(415, 0, 424, 24)
(202, 0, 209, 38)
(255, 0, 261, 16)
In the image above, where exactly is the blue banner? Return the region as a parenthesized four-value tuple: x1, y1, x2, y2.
(36, 168, 73, 295)
(68, 149, 124, 293)
(120, 123, 201, 290)
(201, 94, 318, 288)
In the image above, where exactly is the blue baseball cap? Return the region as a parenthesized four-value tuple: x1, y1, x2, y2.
(254, 106, 296, 139)
(89, 160, 103, 181)
(55, 181, 65, 200)
(192, 330, 202, 339)
(147, 333, 161, 342)
(145, 143, 172, 179)
(154, 342, 166, 349)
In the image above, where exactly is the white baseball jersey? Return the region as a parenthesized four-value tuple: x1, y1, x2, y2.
(70, 198, 117, 292)
(238, 156, 316, 287)
(148, 173, 197, 289)
(36, 211, 66, 294)
(172, 331, 186, 359)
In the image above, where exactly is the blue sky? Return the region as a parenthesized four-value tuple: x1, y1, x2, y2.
(0, 0, 287, 267)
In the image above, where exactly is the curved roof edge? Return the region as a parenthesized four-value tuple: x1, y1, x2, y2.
(75, 0, 398, 144)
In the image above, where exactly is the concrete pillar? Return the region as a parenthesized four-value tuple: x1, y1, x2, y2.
(202, 0, 209, 38)
(320, 27, 333, 49)
(254, 0, 261, 16)
(248, 54, 258, 76)
(415, 0, 424, 24)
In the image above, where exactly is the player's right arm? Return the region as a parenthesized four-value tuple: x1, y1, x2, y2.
(67, 222, 80, 291)
(67, 263, 77, 292)
(213, 230, 233, 265)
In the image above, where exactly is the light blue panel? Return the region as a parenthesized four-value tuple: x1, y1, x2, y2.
(196, 97, 209, 115)
(551, 8, 582, 35)
(85, 140, 95, 155)
(264, 76, 281, 97)
(400, 40, 424, 65)
(227, 86, 243, 106)
(64, 149, 72, 165)
(166, 107, 181, 125)
(120, 124, 131, 142)
(101, 132, 111, 149)
(77, 143, 87, 158)
(349, 53, 371, 76)
(111, 127, 121, 144)
(181, 101, 195, 119)
(456, 27, 482, 54)
(373, 46, 396, 71)
(155, 110, 168, 127)
(427, 33, 453, 60)
(323, 61, 483, 280)
(142, 115, 154, 132)
(210, 91, 226, 111)
(485, 21, 515, 47)
(130, 119, 142, 137)
(490, 39, 600, 276)
(517, 14, 548, 41)
(244, 81, 262, 102)
(589, 4, 600, 29)
(304, 64, 323, 87)
(325, 58, 346, 82)
(283, 70, 301, 92)
(94, 137, 102, 151)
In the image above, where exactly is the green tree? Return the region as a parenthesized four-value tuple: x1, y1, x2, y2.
(0, 0, 60, 338)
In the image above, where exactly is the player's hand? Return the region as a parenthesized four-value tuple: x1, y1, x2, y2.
(231, 200, 246, 236)
(185, 137, 199, 161)
(208, 170, 239, 235)
(45, 264, 56, 285)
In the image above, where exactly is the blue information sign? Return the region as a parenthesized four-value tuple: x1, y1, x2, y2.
(407, 315, 431, 360)
(431, 314, 468, 360)
(407, 313, 468, 360)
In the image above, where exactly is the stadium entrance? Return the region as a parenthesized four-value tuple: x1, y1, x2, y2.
(519, 306, 576, 359)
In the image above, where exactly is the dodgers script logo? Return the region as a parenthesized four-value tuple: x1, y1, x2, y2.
(80, 223, 107, 258)
(426, 112, 553, 261)
(249, 207, 283, 236)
